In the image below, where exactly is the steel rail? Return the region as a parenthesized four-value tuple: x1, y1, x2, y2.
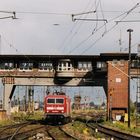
(98, 124, 140, 140)
(45, 127, 56, 140)
(0, 122, 31, 140)
(46, 125, 79, 140)
(87, 123, 140, 140)
(0, 121, 30, 133)
(12, 126, 45, 140)
(0, 122, 44, 140)
(59, 126, 79, 140)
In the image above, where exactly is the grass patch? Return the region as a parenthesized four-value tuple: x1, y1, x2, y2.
(0, 119, 14, 127)
(11, 111, 44, 122)
(26, 111, 44, 121)
(63, 121, 106, 139)
(0, 111, 44, 127)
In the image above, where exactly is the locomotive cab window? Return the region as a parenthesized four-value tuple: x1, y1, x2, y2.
(56, 99, 64, 104)
(47, 99, 55, 103)
(47, 98, 64, 104)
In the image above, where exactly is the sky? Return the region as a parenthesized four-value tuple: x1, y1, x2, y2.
(8, 82, 136, 105)
(0, 0, 140, 55)
(0, 0, 139, 104)
(11, 86, 106, 105)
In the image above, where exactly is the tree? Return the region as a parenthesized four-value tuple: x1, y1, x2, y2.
(89, 101, 94, 107)
(130, 99, 135, 114)
(101, 102, 106, 107)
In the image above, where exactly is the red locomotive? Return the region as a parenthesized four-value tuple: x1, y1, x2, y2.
(44, 92, 71, 123)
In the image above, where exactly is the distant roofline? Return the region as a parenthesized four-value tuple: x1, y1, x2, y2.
(0, 52, 137, 57)
(0, 53, 137, 61)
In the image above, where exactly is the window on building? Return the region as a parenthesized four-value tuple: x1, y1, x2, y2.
(19, 62, 33, 70)
(112, 59, 118, 66)
(97, 62, 107, 69)
(119, 60, 125, 66)
(78, 63, 83, 70)
(39, 62, 53, 71)
(0, 61, 14, 70)
(57, 61, 73, 71)
(78, 61, 92, 71)
(131, 60, 139, 68)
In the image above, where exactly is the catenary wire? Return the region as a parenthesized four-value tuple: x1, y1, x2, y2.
(68, 0, 104, 54)
(60, 0, 96, 53)
(68, 10, 127, 54)
(16, 11, 71, 16)
(99, 0, 107, 34)
(92, 0, 99, 34)
(68, 2, 140, 55)
(80, 3, 140, 54)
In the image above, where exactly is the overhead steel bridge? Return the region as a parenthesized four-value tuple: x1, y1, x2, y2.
(0, 53, 139, 120)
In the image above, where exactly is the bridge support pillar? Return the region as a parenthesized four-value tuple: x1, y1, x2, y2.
(107, 60, 128, 121)
(1, 77, 15, 116)
(3, 84, 14, 115)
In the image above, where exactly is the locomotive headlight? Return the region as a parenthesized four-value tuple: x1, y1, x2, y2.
(61, 110, 64, 113)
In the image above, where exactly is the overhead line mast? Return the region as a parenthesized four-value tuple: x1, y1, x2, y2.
(0, 11, 17, 19)
(71, 10, 107, 22)
(72, 18, 107, 22)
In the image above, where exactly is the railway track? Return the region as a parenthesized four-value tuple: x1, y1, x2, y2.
(1, 112, 139, 140)
(10, 126, 46, 140)
(0, 121, 31, 139)
(87, 123, 140, 140)
(0, 121, 46, 140)
(46, 125, 79, 140)
(73, 111, 140, 140)
(0, 122, 79, 139)
(0, 121, 30, 134)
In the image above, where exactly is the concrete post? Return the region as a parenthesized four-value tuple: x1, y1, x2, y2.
(3, 84, 13, 115)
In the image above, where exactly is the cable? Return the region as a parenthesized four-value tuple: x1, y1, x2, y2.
(68, 34, 93, 54)
(60, 0, 96, 53)
(16, 11, 70, 16)
(2, 34, 45, 77)
(80, 3, 140, 55)
(68, 11, 121, 54)
(123, 41, 140, 52)
(81, 35, 103, 55)
(68, 24, 108, 54)
(2, 34, 32, 62)
(68, 0, 106, 54)
(92, 0, 100, 34)
(11, 10, 140, 15)
(99, 0, 107, 34)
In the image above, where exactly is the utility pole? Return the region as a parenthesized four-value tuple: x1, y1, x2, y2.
(0, 35, 1, 55)
(28, 86, 34, 114)
(0, 11, 16, 19)
(127, 29, 133, 128)
(136, 44, 140, 126)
